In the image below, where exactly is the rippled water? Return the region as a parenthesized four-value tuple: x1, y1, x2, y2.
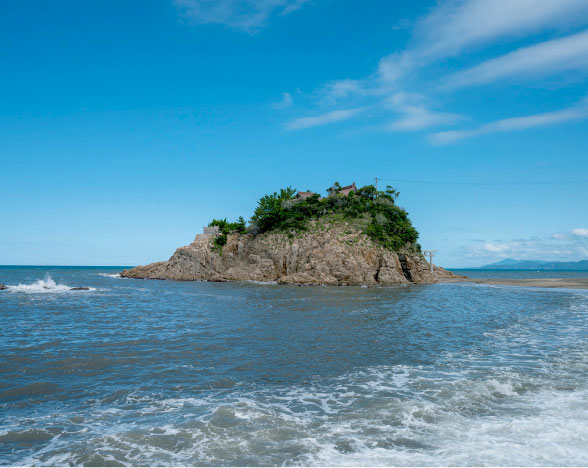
(1, 266, 588, 466)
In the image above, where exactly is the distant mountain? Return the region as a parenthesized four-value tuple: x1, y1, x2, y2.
(479, 258, 588, 270)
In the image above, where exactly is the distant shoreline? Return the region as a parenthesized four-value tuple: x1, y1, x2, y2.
(0, 265, 133, 269)
(450, 268, 588, 272)
(442, 277, 588, 289)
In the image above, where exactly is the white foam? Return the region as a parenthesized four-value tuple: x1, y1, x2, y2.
(98, 273, 121, 278)
(4, 288, 588, 466)
(8, 365, 588, 467)
(6, 275, 96, 293)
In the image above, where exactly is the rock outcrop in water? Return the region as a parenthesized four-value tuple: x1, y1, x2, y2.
(121, 220, 457, 286)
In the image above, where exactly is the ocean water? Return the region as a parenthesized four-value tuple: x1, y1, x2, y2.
(452, 268, 588, 279)
(1, 266, 588, 466)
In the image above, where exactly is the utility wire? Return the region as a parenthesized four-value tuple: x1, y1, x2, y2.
(377, 178, 588, 186)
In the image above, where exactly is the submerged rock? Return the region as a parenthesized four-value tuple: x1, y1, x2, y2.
(121, 221, 458, 286)
(70, 287, 90, 291)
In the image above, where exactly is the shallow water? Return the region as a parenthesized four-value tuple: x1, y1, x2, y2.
(1, 266, 588, 466)
(453, 268, 588, 279)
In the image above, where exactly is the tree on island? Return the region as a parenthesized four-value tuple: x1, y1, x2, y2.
(209, 182, 420, 253)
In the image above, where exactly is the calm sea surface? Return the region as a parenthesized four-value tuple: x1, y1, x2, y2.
(1, 266, 588, 466)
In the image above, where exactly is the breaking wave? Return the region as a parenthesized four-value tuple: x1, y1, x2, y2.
(5, 361, 588, 466)
(5, 275, 95, 293)
(98, 273, 121, 278)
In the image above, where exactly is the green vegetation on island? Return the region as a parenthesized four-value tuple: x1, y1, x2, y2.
(208, 183, 420, 253)
(208, 217, 246, 254)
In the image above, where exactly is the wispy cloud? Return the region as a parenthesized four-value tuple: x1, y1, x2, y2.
(273, 92, 293, 109)
(384, 92, 464, 131)
(411, 0, 588, 63)
(286, 108, 364, 130)
(553, 228, 588, 240)
(391, 18, 411, 31)
(430, 96, 588, 144)
(572, 228, 588, 237)
(327, 0, 588, 97)
(320, 79, 366, 106)
(445, 29, 588, 89)
(283, 0, 588, 139)
(175, 0, 309, 33)
(388, 108, 463, 131)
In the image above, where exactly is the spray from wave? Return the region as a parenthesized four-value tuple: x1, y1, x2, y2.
(6, 275, 95, 293)
(98, 273, 121, 278)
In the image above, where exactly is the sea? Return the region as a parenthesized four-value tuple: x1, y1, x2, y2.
(1, 265, 588, 466)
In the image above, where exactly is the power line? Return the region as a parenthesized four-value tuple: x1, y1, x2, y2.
(377, 178, 588, 186)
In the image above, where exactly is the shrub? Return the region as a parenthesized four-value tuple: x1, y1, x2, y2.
(208, 217, 246, 254)
(207, 182, 421, 253)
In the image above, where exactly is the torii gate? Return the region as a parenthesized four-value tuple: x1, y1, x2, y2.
(423, 250, 437, 273)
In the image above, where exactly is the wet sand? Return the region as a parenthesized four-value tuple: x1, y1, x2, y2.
(442, 277, 588, 289)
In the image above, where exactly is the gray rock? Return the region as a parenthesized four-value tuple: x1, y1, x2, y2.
(121, 221, 458, 286)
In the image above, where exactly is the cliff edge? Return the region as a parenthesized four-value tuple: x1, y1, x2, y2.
(121, 220, 457, 286)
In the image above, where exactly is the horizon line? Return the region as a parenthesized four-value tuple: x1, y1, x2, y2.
(0, 264, 135, 268)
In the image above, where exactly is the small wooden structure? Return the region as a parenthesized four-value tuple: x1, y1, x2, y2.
(338, 182, 357, 196)
(295, 182, 358, 201)
(296, 191, 317, 200)
(328, 182, 357, 197)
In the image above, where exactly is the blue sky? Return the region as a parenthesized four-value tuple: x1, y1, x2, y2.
(1, 0, 588, 267)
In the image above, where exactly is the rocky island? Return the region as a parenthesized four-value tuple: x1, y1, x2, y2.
(122, 182, 458, 286)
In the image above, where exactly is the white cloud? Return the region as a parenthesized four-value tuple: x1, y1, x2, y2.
(445, 29, 588, 89)
(280, 0, 308, 15)
(286, 0, 588, 135)
(430, 96, 588, 144)
(552, 233, 568, 240)
(174, 0, 309, 32)
(412, 0, 588, 62)
(385, 92, 464, 131)
(572, 228, 588, 237)
(320, 79, 366, 105)
(388, 108, 463, 131)
(286, 107, 364, 130)
(480, 242, 511, 253)
(334, 0, 588, 94)
(273, 92, 293, 109)
(461, 235, 588, 264)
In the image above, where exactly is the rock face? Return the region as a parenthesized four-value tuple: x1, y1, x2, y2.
(122, 221, 458, 286)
